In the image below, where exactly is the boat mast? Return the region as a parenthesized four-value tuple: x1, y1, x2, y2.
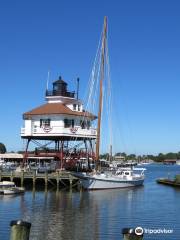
(96, 16, 107, 164)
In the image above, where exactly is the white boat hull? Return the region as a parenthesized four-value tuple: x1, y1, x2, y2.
(74, 173, 144, 190)
(0, 182, 25, 195)
(81, 178, 144, 190)
(3, 188, 24, 195)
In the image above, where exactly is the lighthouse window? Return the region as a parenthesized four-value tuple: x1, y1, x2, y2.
(80, 120, 91, 129)
(80, 120, 85, 129)
(40, 119, 51, 127)
(40, 119, 43, 127)
(73, 104, 76, 111)
(64, 119, 74, 128)
(87, 120, 91, 129)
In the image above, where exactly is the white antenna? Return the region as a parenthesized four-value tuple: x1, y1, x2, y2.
(46, 70, 50, 91)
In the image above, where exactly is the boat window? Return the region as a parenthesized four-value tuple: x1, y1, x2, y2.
(78, 105, 80, 111)
(125, 172, 129, 175)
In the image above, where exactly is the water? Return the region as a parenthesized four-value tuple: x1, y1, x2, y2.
(0, 164, 180, 240)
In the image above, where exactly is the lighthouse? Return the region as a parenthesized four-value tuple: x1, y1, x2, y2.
(21, 76, 97, 168)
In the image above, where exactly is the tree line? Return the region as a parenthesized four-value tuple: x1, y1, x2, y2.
(1, 141, 180, 162)
(100, 152, 180, 162)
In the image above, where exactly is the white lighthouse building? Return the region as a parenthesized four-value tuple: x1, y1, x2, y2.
(21, 76, 97, 168)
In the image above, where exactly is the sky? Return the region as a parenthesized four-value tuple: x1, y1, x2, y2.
(1, 0, 180, 155)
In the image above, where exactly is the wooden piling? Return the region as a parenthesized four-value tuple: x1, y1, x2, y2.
(122, 228, 143, 240)
(21, 171, 24, 187)
(10, 220, 31, 240)
(45, 172, 48, 190)
(0, 170, 2, 181)
(33, 171, 36, 189)
(0, 170, 77, 191)
(56, 171, 60, 189)
(10, 171, 14, 182)
(69, 175, 73, 189)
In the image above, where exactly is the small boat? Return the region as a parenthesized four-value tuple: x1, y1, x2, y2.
(176, 160, 180, 165)
(74, 168, 145, 190)
(0, 181, 25, 195)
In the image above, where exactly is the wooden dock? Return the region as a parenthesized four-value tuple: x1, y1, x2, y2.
(0, 170, 79, 190)
(157, 178, 180, 187)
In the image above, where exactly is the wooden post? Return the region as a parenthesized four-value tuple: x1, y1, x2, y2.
(56, 171, 59, 190)
(79, 180, 83, 192)
(33, 171, 36, 189)
(21, 171, 24, 187)
(122, 228, 143, 240)
(32, 188, 36, 199)
(10, 171, 14, 182)
(45, 172, 48, 190)
(60, 141, 64, 170)
(69, 175, 73, 189)
(23, 139, 31, 167)
(0, 170, 1, 181)
(10, 220, 31, 240)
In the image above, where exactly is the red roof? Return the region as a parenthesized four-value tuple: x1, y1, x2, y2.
(23, 103, 97, 119)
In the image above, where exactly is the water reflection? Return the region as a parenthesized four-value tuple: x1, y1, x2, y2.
(1, 165, 180, 240)
(23, 190, 100, 240)
(17, 187, 144, 240)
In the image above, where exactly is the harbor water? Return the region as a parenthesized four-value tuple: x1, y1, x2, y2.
(0, 164, 180, 240)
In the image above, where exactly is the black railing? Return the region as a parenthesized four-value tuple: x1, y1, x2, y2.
(46, 90, 75, 98)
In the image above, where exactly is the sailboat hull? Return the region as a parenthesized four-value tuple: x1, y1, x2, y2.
(74, 173, 144, 190)
(81, 178, 144, 190)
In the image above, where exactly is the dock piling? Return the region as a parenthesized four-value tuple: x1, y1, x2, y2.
(122, 228, 143, 240)
(69, 175, 73, 189)
(21, 170, 24, 187)
(33, 171, 36, 189)
(10, 171, 14, 182)
(0, 170, 77, 190)
(45, 172, 48, 190)
(10, 220, 31, 240)
(56, 170, 60, 189)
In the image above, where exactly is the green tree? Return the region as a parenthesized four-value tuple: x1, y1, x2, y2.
(165, 152, 177, 159)
(99, 153, 109, 159)
(127, 154, 136, 160)
(177, 152, 180, 159)
(0, 143, 6, 153)
(157, 153, 165, 162)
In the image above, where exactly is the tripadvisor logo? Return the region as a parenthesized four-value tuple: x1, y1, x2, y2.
(135, 227, 144, 236)
(134, 226, 173, 235)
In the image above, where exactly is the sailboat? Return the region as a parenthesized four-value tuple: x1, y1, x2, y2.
(73, 17, 146, 190)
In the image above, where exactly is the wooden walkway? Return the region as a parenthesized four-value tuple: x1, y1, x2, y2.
(0, 170, 79, 190)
